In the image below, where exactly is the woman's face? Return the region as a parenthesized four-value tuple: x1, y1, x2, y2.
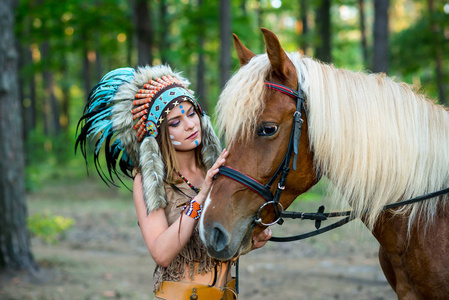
(166, 101, 202, 151)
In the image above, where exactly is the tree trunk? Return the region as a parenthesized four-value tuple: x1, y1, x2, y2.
(256, 2, 264, 52)
(134, 0, 153, 66)
(219, 0, 231, 89)
(372, 0, 389, 73)
(82, 41, 92, 103)
(196, 0, 207, 111)
(428, 0, 446, 104)
(358, 0, 368, 67)
(0, 0, 37, 272)
(18, 14, 36, 142)
(240, 0, 247, 16)
(19, 46, 37, 142)
(160, 0, 170, 64)
(95, 49, 103, 82)
(42, 41, 61, 135)
(126, 26, 134, 67)
(315, 0, 332, 63)
(299, 0, 309, 54)
(41, 41, 60, 136)
(60, 57, 70, 132)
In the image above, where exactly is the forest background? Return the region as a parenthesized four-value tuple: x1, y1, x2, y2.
(0, 0, 448, 297)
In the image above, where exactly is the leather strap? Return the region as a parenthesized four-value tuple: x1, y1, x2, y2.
(269, 216, 354, 242)
(269, 188, 449, 242)
(218, 166, 274, 202)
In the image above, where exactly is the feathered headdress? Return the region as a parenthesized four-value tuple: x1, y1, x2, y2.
(76, 65, 221, 213)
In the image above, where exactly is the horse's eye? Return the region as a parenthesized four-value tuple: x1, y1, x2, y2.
(258, 124, 278, 136)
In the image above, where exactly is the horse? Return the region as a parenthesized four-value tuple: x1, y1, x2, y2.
(199, 28, 449, 299)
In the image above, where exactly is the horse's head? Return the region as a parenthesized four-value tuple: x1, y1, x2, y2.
(200, 29, 319, 260)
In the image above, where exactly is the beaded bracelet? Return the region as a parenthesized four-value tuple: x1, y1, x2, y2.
(185, 198, 202, 220)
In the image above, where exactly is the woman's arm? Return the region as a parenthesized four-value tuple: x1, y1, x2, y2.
(134, 174, 199, 267)
(133, 149, 228, 267)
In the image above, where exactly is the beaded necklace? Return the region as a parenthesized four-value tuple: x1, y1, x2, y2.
(176, 171, 201, 194)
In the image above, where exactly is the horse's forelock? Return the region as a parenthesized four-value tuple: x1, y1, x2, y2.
(216, 54, 271, 145)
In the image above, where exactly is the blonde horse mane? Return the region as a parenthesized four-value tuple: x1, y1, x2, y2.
(217, 52, 449, 232)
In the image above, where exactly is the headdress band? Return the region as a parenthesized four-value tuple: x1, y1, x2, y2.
(132, 76, 203, 141)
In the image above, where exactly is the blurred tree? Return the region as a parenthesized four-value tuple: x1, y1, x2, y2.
(17, 11, 37, 141)
(0, 0, 37, 272)
(232, 0, 262, 54)
(256, 1, 264, 52)
(159, 0, 170, 64)
(373, 0, 390, 73)
(390, 5, 448, 104)
(197, 0, 206, 109)
(60, 56, 70, 132)
(315, 0, 332, 63)
(299, 0, 309, 54)
(134, 0, 153, 66)
(358, 0, 368, 66)
(220, 0, 232, 88)
(81, 32, 92, 101)
(427, 0, 446, 103)
(241, 0, 247, 15)
(41, 41, 61, 135)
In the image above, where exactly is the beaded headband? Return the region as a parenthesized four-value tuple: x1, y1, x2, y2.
(132, 76, 203, 141)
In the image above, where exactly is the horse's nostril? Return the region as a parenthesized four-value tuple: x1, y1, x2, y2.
(211, 223, 230, 253)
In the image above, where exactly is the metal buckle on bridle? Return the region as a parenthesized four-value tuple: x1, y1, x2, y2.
(293, 111, 303, 124)
(254, 201, 284, 226)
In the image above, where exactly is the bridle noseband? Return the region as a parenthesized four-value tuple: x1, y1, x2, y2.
(217, 81, 306, 226)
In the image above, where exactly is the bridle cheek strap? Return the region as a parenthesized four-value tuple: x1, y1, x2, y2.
(217, 81, 306, 226)
(218, 166, 274, 202)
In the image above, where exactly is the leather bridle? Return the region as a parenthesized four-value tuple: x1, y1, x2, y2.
(217, 81, 305, 226)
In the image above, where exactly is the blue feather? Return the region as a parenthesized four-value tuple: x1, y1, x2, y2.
(75, 67, 136, 186)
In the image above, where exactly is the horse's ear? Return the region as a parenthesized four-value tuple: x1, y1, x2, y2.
(233, 33, 255, 67)
(261, 28, 295, 81)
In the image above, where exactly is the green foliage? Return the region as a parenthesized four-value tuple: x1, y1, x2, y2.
(15, 0, 449, 190)
(390, 9, 448, 101)
(25, 129, 76, 191)
(25, 127, 92, 192)
(28, 212, 75, 244)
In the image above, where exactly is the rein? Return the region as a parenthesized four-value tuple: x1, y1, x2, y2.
(272, 186, 449, 242)
(216, 81, 449, 243)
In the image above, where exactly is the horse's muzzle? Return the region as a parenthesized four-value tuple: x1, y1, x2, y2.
(206, 222, 233, 260)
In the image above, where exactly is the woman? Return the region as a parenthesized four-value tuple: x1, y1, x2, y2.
(76, 65, 271, 299)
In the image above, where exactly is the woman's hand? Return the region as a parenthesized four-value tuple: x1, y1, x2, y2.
(196, 149, 228, 203)
(252, 227, 272, 249)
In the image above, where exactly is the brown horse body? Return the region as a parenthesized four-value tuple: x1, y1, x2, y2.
(199, 29, 449, 299)
(373, 211, 449, 298)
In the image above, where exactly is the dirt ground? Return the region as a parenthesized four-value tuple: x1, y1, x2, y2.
(0, 176, 396, 300)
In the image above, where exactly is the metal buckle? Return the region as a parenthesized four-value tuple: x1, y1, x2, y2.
(254, 201, 284, 227)
(293, 111, 302, 118)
